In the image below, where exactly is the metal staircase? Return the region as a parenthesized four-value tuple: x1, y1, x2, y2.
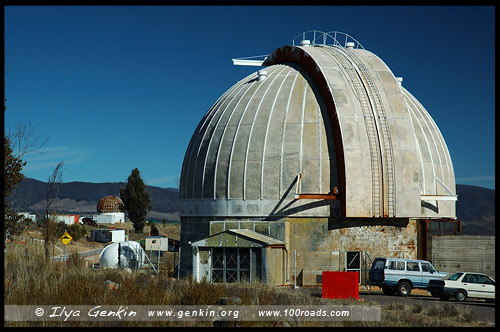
(323, 47, 383, 217)
(346, 50, 396, 217)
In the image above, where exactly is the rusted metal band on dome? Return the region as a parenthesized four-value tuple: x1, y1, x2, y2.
(97, 195, 124, 213)
(263, 46, 346, 217)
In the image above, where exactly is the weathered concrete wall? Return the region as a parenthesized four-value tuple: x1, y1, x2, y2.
(431, 235, 495, 278)
(265, 247, 285, 285)
(180, 217, 210, 277)
(192, 247, 211, 282)
(182, 217, 418, 285)
(286, 217, 418, 286)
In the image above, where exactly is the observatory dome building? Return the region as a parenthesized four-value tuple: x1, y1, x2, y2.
(97, 195, 124, 213)
(180, 31, 460, 285)
(94, 195, 125, 224)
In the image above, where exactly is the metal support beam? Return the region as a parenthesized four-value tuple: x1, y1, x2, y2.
(295, 193, 338, 200)
(421, 195, 457, 201)
(232, 55, 268, 66)
(232, 59, 265, 66)
(294, 173, 339, 199)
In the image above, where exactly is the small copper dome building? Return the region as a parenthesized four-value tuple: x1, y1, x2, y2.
(97, 195, 124, 213)
(94, 195, 125, 224)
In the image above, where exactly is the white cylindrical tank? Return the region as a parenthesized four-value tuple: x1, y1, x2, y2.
(99, 241, 145, 269)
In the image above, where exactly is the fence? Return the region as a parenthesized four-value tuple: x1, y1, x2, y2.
(51, 247, 104, 263)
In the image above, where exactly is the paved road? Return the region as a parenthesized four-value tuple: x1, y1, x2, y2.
(296, 287, 495, 324)
(359, 290, 496, 324)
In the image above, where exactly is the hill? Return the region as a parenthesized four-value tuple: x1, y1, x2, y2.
(455, 184, 495, 235)
(8, 178, 180, 222)
(8, 179, 495, 234)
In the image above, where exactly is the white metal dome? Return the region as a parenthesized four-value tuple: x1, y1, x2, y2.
(99, 241, 145, 269)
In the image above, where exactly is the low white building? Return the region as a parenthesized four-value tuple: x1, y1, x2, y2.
(95, 195, 125, 225)
(145, 236, 169, 251)
(93, 213, 125, 224)
(145, 236, 179, 252)
(91, 229, 127, 243)
(53, 214, 79, 225)
(18, 212, 37, 223)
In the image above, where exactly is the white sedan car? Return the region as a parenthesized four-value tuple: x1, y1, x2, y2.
(427, 272, 495, 302)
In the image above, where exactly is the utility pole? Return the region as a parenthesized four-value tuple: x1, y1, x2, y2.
(294, 249, 297, 289)
(177, 247, 181, 279)
(157, 238, 161, 273)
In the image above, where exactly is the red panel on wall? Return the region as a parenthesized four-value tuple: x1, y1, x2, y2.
(322, 271, 359, 299)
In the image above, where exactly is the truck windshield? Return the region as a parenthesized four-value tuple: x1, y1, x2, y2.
(420, 262, 436, 273)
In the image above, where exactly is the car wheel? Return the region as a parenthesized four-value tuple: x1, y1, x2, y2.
(396, 281, 411, 297)
(382, 287, 395, 295)
(455, 290, 467, 302)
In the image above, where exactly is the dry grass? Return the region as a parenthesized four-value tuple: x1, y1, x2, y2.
(380, 301, 479, 327)
(4, 242, 489, 327)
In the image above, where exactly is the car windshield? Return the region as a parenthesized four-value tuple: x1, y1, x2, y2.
(446, 272, 463, 281)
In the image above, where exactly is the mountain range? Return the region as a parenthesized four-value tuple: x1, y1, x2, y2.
(7, 178, 495, 235)
(8, 178, 180, 223)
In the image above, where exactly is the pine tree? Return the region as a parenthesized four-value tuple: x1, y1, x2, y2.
(120, 168, 152, 233)
(150, 223, 159, 236)
(4, 137, 26, 236)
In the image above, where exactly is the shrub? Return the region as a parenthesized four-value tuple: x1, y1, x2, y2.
(441, 304, 459, 317)
(67, 223, 86, 241)
(410, 303, 423, 313)
(67, 252, 85, 268)
(150, 224, 159, 236)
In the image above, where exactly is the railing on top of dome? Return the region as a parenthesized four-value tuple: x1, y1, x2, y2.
(232, 30, 365, 67)
(292, 30, 365, 50)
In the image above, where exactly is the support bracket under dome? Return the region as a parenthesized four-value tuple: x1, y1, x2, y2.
(294, 173, 339, 200)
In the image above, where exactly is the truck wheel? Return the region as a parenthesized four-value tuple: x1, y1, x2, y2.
(455, 290, 467, 302)
(396, 281, 411, 297)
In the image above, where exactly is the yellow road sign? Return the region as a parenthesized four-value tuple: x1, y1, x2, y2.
(60, 231, 72, 246)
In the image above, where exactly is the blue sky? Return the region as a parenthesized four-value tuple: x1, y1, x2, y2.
(4, 5, 495, 190)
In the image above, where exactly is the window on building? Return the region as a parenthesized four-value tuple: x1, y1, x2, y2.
(211, 247, 260, 283)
